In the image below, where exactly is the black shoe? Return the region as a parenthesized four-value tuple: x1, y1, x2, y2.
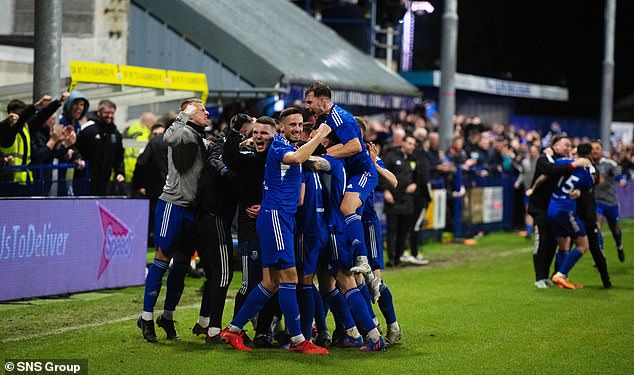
(253, 334, 274, 348)
(273, 331, 290, 346)
(315, 331, 332, 348)
(603, 280, 613, 289)
(192, 323, 208, 336)
(156, 314, 180, 340)
(331, 329, 344, 348)
(137, 317, 158, 343)
(205, 333, 223, 344)
(241, 330, 254, 348)
(618, 248, 625, 262)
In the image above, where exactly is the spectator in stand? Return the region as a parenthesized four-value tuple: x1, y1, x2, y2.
(59, 91, 89, 134)
(447, 135, 468, 166)
(0, 95, 67, 196)
(72, 99, 125, 196)
(31, 93, 84, 196)
(123, 112, 159, 184)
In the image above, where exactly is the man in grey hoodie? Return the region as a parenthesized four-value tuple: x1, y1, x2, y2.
(138, 99, 209, 342)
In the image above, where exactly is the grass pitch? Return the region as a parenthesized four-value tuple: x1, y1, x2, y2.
(1, 220, 633, 374)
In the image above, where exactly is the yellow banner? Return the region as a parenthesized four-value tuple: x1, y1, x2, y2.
(70, 61, 120, 85)
(69, 61, 208, 102)
(119, 65, 166, 89)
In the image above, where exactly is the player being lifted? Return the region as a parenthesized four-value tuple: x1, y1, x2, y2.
(304, 81, 378, 275)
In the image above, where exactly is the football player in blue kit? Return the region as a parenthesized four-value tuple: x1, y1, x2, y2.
(304, 82, 378, 275)
(308, 130, 388, 352)
(546, 144, 596, 289)
(220, 107, 331, 354)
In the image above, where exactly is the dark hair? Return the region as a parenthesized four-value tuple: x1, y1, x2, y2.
(279, 106, 303, 120)
(550, 133, 569, 147)
(302, 121, 315, 135)
(590, 139, 603, 148)
(256, 116, 276, 127)
(305, 81, 331, 99)
(577, 143, 592, 157)
(7, 99, 26, 114)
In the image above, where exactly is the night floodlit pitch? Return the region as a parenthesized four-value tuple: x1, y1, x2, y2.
(1, 220, 633, 374)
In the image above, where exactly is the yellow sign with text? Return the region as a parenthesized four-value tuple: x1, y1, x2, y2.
(69, 61, 208, 102)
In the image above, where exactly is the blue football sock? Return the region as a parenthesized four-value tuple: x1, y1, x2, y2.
(345, 214, 368, 258)
(231, 283, 273, 329)
(559, 248, 584, 276)
(163, 262, 188, 312)
(325, 288, 355, 330)
(298, 284, 315, 340)
(312, 285, 328, 332)
(357, 281, 376, 319)
(378, 282, 397, 324)
(279, 282, 302, 338)
(555, 250, 569, 273)
(344, 287, 376, 334)
(598, 230, 604, 251)
(143, 258, 169, 313)
(615, 228, 623, 249)
(526, 225, 533, 235)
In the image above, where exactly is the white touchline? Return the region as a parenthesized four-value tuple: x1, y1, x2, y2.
(1, 303, 200, 344)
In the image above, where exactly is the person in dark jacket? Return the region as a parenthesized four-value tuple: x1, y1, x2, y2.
(574, 146, 611, 288)
(527, 134, 591, 288)
(31, 96, 80, 196)
(383, 134, 418, 267)
(214, 114, 279, 347)
(71, 100, 124, 196)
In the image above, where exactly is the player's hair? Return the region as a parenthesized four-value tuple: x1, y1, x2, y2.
(577, 143, 592, 157)
(302, 121, 315, 135)
(279, 106, 303, 120)
(256, 116, 276, 127)
(305, 81, 331, 99)
(179, 98, 203, 111)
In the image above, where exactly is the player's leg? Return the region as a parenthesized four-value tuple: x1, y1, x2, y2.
(586, 223, 612, 288)
(605, 204, 624, 261)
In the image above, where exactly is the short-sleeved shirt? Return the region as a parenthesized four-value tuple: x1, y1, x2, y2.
(260, 134, 301, 214)
(548, 158, 594, 213)
(325, 104, 373, 175)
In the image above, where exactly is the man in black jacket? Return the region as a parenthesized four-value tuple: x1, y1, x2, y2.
(220, 114, 279, 347)
(72, 100, 124, 196)
(383, 134, 418, 267)
(528, 134, 591, 288)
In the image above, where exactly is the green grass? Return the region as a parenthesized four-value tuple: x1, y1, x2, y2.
(2, 220, 633, 374)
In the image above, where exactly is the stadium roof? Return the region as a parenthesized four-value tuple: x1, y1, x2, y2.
(132, 0, 420, 98)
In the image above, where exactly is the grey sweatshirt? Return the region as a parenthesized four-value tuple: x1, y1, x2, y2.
(159, 111, 206, 207)
(595, 157, 621, 206)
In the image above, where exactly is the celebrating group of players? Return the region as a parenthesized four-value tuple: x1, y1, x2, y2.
(527, 135, 626, 290)
(137, 82, 400, 354)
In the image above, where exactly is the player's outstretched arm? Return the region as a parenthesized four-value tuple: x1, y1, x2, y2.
(283, 123, 331, 165)
(325, 137, 362, 159)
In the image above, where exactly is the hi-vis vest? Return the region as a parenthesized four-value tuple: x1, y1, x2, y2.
(123, 123, 150, 182)
(0, 125, 32, 184)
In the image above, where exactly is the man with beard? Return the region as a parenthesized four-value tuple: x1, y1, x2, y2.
(71, 100, 124, 196)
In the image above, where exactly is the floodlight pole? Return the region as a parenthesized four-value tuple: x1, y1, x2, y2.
(600, 0, 616, 151)
(34, 0, 62, 102)
(438, 0, 458, 152)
